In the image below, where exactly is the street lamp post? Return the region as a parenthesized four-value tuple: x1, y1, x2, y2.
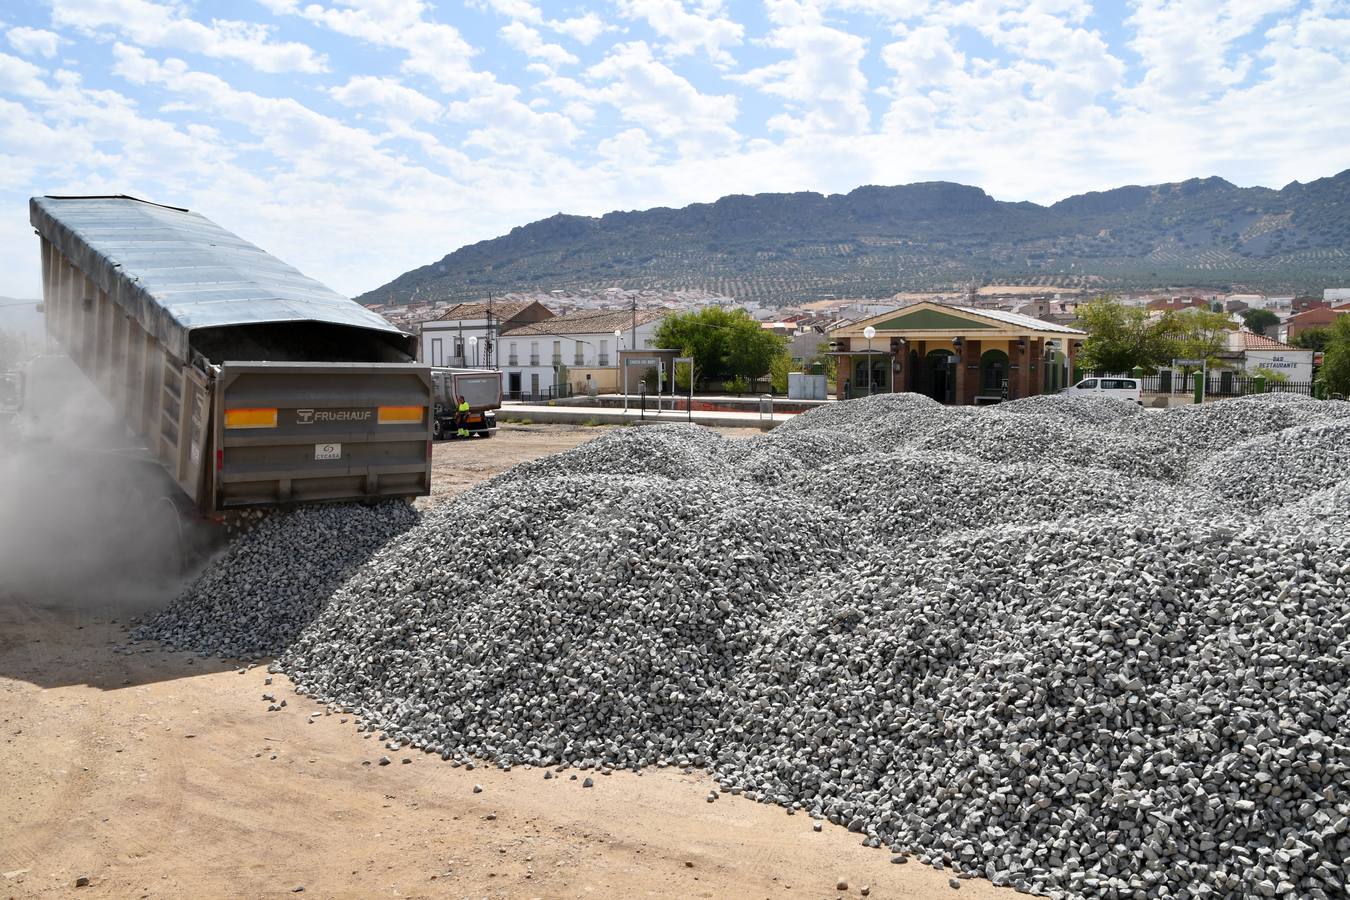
(468, 335, 478, 368)
(615, 328, 626, 411)
(863, 326, 876, 397)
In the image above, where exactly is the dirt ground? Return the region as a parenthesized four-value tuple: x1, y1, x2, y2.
(1, 424, 1010, 899)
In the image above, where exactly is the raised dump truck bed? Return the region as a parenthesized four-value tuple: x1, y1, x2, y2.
(30, 195, 432, 514)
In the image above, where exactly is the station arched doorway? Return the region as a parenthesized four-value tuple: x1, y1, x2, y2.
(921, 349, 956, 403)
(980, 349, 1009, 398)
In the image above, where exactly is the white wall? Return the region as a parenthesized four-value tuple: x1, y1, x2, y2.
(1240, 348, 1314, 381)
(500, 319, 664, 397)
(420, 318, 493, 367)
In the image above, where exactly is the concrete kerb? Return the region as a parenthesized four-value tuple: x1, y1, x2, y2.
(499, 403, 789, 430)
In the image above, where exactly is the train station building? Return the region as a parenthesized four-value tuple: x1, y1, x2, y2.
(829, 302, 1087, 404)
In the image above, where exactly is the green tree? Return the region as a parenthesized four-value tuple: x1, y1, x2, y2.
(1319, 314, 1350, 396)
(654, 307, 786, 387)
(1292, 327, 1333, 352)
(1240, 308, 1280, 335)
(1247, 365, 1289, 384)
(673, 359, 699, 392)
(768, 352, 792, 393)
(1075, 297, 1172, 372)
(1160, 309, 1234, 373)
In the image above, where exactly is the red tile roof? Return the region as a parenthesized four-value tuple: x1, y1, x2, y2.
(435, 300, 544, 321)
(1234, 329, 1299, 351)
(502, 308, 667, 336)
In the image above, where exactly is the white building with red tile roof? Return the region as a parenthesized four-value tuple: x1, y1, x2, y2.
(1223, 329, 1315, 381)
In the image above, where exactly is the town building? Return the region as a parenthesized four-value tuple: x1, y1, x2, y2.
(1284, 305, 1350, 342)
(828, 302, 1086, 403)
(498, 309, 667, 399)
(1218, 330, 1315, 382)
(417, 300, 553, 368)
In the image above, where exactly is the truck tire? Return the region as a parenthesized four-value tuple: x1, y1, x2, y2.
(432, 418, 444, 441)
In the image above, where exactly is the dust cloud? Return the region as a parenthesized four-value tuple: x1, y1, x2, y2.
(0, 355, 205, 612)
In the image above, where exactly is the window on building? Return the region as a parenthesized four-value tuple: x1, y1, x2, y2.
(453, 336, 464, 361)
(530, 341, 540, 366)
(644, 337, 654, 348)
(599, 338, 609, 366)
(552, 339, 562, 365)
(430, 338, 443, 367)
(508, 342, 518, 366)
(574, 341, 584, 365)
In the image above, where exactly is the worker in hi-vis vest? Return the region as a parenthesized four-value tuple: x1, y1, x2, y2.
(455, 398, 471, 438)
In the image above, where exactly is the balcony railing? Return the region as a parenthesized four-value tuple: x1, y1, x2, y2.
(597, 355, 609, 366)
(529, 354, 540, 366)
(507, 355, 518, 366)
(552, 354, 562, 365)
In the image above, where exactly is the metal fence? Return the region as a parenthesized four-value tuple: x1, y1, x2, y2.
(1092, 371, 1315, 397)
(506, 384, 574, 402)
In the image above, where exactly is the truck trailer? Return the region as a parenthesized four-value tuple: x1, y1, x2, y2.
(430, 367, 502, 440)
(28, 195, 432, 517)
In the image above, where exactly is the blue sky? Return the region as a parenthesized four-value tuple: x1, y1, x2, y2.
(1, 0, 1347, 299)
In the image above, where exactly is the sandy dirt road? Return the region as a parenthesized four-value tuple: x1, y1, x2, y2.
(1, 425, 1010, 899)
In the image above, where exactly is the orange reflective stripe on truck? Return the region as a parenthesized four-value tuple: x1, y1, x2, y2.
(377, 405, 424, 424)
(223, 407, 278, 428)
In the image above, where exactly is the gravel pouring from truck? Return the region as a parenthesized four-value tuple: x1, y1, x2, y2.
(29, 195, 432, 515)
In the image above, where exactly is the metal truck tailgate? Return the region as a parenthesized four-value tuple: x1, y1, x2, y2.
(453, 372, 503, 410)
(215, 362, 431, 509)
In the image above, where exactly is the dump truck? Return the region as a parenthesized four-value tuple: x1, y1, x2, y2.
(430, 367, 502, 440)
(28, 195, 432, 518)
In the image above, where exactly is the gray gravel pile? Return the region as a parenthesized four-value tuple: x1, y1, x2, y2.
(732, 429, 869, 484)
(493, 423, 734, 482)
(278, 475, 846, 768)
(992, 393, 1144, 427)
(1127, 393, 1350, 451)
(1267, 478, 1350, 540)
(789, 450, 1172, 544)
(717, 519, 1350, 899)
(913, 414, 1188, 482)
(132, 501, 418, 657)
(1187, 421, 1350, 511)
(774, 391, 950, 435)
(141, 391, 1350, 899)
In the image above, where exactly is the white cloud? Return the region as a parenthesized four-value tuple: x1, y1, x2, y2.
(500, 21, 578, 68)
(329, 75, 441, 121)
(737, 21, 870, 135)
(586, 41, 740, 152)
(49, 0, 328, 74)
(550, 13, 610, 44)
(597, 127, 658, 166)
(270, 0, 578, 146)
(616, 0, 744, 64)
(6, 27, 63, 58)
(1125, 0, 1299, 106)
(482, 0, 544, 24)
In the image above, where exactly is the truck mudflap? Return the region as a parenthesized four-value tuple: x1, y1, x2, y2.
(214, 362, 431, 510)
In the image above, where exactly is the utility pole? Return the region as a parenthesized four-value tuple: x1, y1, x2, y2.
(631, 294, 637, 354)
(488, 293, 494, 369)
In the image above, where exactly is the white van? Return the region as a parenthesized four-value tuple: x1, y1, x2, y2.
(1061, 376, 1143, 405)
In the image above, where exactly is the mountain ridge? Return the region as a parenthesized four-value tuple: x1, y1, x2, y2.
(359, 170, 1350, 306)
